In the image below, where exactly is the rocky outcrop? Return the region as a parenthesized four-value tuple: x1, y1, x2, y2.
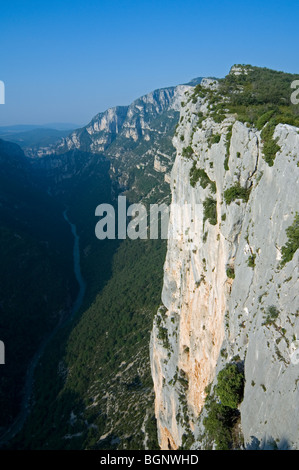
(27, 85, 194, 158)
(29, 83, 203, 206)
(151, 78, 299, 450)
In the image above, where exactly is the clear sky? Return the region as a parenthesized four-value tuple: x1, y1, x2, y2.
(0, 0, 298, 127)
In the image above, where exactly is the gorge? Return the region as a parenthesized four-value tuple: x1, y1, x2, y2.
(0, 65, 298, 450)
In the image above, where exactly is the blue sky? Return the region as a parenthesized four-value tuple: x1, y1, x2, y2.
(0, 0, 298, 126)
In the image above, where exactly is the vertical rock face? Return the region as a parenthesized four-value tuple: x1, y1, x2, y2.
(151, 79, 299, 450)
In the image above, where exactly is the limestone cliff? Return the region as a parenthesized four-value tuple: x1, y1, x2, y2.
(28, 83, 200, 203)
(151, 69, 299, 450)
(27, 85, 194, 158)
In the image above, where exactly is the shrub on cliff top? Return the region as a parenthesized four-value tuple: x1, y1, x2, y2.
(216, 66, 299, 166)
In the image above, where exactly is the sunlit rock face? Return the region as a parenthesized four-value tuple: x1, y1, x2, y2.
(151, 80, 299, 450)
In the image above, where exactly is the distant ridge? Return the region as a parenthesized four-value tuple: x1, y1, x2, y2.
(0, 123, 80, 134)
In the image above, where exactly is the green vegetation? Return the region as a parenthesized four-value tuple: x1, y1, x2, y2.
(189, 68, 299, 168)
(203, 197, 217, 226)
(280, 213, 299, 266)
(222, 68, 299, 165)
(12, 237, 166, 450)
(201, 66, 299, 166)
(190, 84, 206, 100)
(182, 145, 193, 159)
(208, 133, 221, 147)
(215, 364, 244, 409)
(263, 305, 280, 326)
(203, 363, 244, 450)
(247, 254, 256, 268)
(224, 125, 233, 171)
(219, 66, 299, 126)
(189, 162, 216, 193)
(156, 315, 171, 351)
(224, 158, 229, 171)
(260, 121, 281, 166)
(179, 430, 195, 450)
(177, 371, 189, 390)
(157, 326, 171, 350)
(196, 111, 205, 128)
(226, 266, 235, 279)
(221, 349, 228, 359)
(224, 183, 251, 205)
(144, 414, 159, 449)
(203, 399, 237, 450)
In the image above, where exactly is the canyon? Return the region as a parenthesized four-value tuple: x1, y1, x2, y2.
(0, 66, 298, 450)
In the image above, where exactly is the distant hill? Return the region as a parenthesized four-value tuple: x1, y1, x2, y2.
(0, 123, 79, 133)
(0, 128, 73, 150)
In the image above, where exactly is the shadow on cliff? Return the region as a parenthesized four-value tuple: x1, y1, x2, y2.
(247, 435, 292, 450)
